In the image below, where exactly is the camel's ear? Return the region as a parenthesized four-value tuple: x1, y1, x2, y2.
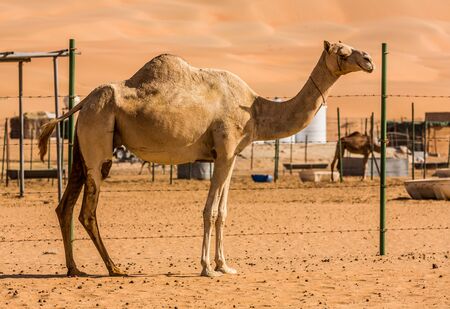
(324, 40, 331, 53)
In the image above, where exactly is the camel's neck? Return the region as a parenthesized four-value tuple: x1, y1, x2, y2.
(253, 51, 339, 141)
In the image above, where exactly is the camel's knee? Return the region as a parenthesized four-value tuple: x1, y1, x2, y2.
(55, 204, 63, 220)
(78, 211, 95, 229)
(79, 174, 99, 228)
(203, 207, 219, 224)
(217, 207, 228, 222)
(215, 214, 227, 229)
(85, 174, 98, 196)
(55, 200, 71, 221)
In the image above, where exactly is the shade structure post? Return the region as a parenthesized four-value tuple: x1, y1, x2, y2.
(18, 61, 24, 197)
(1, 119, 7, 183)
(30, 129, 33, 170)
(53, 57, 63, 201)
(379, 43, 388, 256)
(250, 142, 254, 170)
(68, 39, 76, 175)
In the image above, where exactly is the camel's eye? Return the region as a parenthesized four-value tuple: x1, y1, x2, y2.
(337, 47, 352, 59)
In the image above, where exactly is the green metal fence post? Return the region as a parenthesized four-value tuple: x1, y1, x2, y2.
(304, 135, 308, 163)
(337, 107, 343, 182)
(380, 43, 388, 256)
(68, 39, 76, 244)
(423, 121, 427, 179)
(289, 138, 293, 174)
(370, 112, 374, 180)
(447, 138, 450, 168)
(68, 38, 76, 175)
(411, 102, 415, 179)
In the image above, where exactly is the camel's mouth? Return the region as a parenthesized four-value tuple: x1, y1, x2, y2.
(358, 60, 374, 73)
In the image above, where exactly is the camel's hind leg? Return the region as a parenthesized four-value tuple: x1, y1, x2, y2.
(56, 135, 85, 276)
(78, 160, 125, 276)
(76, 91, 124, 276)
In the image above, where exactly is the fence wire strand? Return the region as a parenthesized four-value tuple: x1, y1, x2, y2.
(0, 226, 448, 243)
(1, 93, 450, 101)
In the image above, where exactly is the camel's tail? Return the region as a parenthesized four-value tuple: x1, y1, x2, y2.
(38, 100, 85, 161)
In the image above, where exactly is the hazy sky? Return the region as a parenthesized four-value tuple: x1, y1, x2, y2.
(1, 0, 449, 117)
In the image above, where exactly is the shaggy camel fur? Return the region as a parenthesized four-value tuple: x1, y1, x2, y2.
(330, 131, 382, 181)
(38, 41, 373, 277)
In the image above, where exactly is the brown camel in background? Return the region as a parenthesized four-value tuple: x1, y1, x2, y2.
(38, 41, 373, 277)
(331, 131, 382, 181)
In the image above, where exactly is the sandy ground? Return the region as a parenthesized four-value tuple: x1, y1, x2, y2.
(1, 161, 449, 308)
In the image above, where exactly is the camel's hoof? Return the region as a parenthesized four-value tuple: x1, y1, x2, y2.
(200, 268, 223, 278)
(215, 265, 238, 275)
(109, 266, 128, 277)
(67, 268, 88, 277)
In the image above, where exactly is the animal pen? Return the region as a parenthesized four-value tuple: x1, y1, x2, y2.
(1, 42, 449, 259)
(0, 40, 78, 200)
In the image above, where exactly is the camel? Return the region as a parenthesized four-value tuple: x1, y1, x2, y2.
(330, 131, 382, 181)
(38, 41, 373, 277)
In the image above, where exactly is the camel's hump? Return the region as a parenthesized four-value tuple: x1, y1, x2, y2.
(125, 54, 193, 89)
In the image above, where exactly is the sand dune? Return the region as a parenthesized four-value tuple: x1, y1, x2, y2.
(0, 0, 449, 119)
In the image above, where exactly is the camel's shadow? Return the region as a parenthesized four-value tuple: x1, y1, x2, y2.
(0, 272, 200, 280)
(0, 273, 70, 280)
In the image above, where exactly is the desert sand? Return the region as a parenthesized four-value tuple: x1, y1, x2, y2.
(1, 152, 450, 308)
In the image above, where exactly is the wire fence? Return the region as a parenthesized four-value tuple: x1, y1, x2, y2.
(1, 226, 449, 243)
(1, 93, 450, 100)
(0, 92, 449, 258)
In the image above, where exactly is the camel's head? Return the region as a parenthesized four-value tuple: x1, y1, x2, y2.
(323, 41, 374, 76)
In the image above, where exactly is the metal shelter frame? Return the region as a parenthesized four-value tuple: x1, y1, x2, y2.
(0, 49, 74, 200)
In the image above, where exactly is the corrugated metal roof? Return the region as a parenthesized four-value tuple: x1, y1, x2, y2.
(0, 50, 70, 62)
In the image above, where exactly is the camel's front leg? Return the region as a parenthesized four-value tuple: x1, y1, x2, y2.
(214, 157, 237, 274)
(330, 142, 340, 181)
(201, 158, 234, 277)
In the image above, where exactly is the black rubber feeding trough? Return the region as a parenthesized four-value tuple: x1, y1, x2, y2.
(7, 169, 64, 179)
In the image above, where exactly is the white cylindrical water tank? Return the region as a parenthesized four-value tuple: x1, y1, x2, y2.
(295, 105, 327, 143)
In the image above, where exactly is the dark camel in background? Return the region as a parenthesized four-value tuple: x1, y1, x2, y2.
(331, 131, 382, 181)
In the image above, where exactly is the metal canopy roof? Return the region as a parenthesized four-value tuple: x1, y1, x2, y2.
(0, 49, 70, 62)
